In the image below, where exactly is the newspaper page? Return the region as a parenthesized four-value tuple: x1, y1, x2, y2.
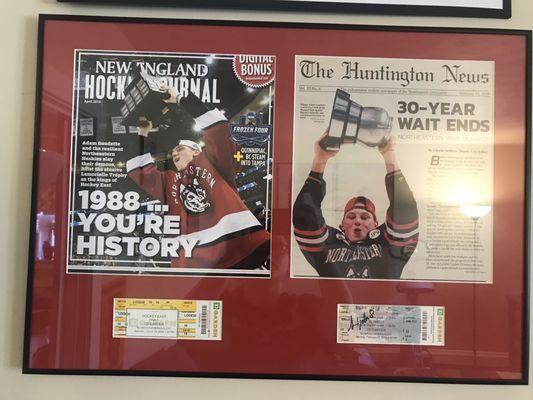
(291, 55, 493, 282)
(67, 51, 275, 277)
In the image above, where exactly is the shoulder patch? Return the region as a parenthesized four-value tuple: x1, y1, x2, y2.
(369, 229, 381, 239)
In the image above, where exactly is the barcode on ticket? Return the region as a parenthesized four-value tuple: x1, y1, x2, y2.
(337, 304, 445, 346)
(113, 298, 222, 340)
(200, 304, 208, 335)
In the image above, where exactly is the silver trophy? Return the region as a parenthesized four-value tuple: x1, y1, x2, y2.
(320, 89, 393, 151)
(120, 71, 172, 128)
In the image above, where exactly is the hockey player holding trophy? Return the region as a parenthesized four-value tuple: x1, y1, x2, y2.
(293, 89, 419, 279)
(123, 72, 270, 270)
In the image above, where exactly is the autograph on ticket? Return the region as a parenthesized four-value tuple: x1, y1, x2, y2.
(113, 298, 222, 340)
(337, 304, 444, 346)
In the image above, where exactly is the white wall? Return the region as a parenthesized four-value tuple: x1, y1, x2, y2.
(1, 1, 531, 399)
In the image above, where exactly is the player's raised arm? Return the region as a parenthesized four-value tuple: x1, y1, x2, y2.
(311, 130, 339, 174)
(125, 126, 165, 203)
(293, 131, 338, 254)
(379, 135, 419, 260)
(124, 88, 179, 203)
(160, 84, 224, 133)
(378, 134, 399, 174)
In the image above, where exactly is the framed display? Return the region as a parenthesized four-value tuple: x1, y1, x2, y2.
(57, 0, 512, 19)
(24, 15, 530, 383)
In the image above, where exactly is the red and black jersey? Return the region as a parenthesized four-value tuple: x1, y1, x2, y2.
(126, 95, 269, 269)
(293, 170, 418, 279)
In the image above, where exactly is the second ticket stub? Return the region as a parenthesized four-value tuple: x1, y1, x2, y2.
(337, 304, 445, 346)
(113, 298, 222, 340)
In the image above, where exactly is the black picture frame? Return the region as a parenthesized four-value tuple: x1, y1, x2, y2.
(57, 0, 512, 19)
(25, 14, 530, 383)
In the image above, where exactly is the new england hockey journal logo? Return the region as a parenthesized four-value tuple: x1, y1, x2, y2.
(230, 112, 272, 146)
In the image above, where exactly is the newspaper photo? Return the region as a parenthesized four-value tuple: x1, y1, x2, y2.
(67, 50, 275, 277)
(291, 55, 493, 282)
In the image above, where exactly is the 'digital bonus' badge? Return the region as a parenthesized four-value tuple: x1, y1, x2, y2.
(233, 55, 275, 88)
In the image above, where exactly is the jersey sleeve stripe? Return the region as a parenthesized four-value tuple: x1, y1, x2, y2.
(386, 224, 418, 239)
(293, 225, 327, 237)
(294, 228, 329, 244)
(296, 243, 324, 253)
(126, 153, 154, 172)
(385, 170, 402, 179)
(384, 231, 419, 247)
(307, 175, 322, 184)
(386, 214, 419, 230)
(194, 108, 227, 130)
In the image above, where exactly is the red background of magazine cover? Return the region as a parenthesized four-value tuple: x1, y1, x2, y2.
(27, 19, 527, 380)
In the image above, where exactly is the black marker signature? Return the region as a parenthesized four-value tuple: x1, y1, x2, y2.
(348, 309, 375, 331)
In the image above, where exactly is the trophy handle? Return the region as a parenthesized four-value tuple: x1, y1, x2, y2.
(321, 89, 351, 151)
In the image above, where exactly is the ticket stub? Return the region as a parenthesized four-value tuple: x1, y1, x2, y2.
(113, 298, 222, 340)
(337, 304, 444, 346)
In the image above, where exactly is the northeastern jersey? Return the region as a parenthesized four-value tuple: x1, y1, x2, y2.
(126, 96, 269, 269)
(293, 170, 418, 279)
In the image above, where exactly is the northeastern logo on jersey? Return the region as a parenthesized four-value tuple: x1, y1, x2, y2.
(346, 264, 370, 278)
(179, 178, 211, 214)
(325, 244, 383, 264)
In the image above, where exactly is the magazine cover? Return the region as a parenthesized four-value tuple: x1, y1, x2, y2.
(291, 55, 494, 282)
(67, 50, 275, 277)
